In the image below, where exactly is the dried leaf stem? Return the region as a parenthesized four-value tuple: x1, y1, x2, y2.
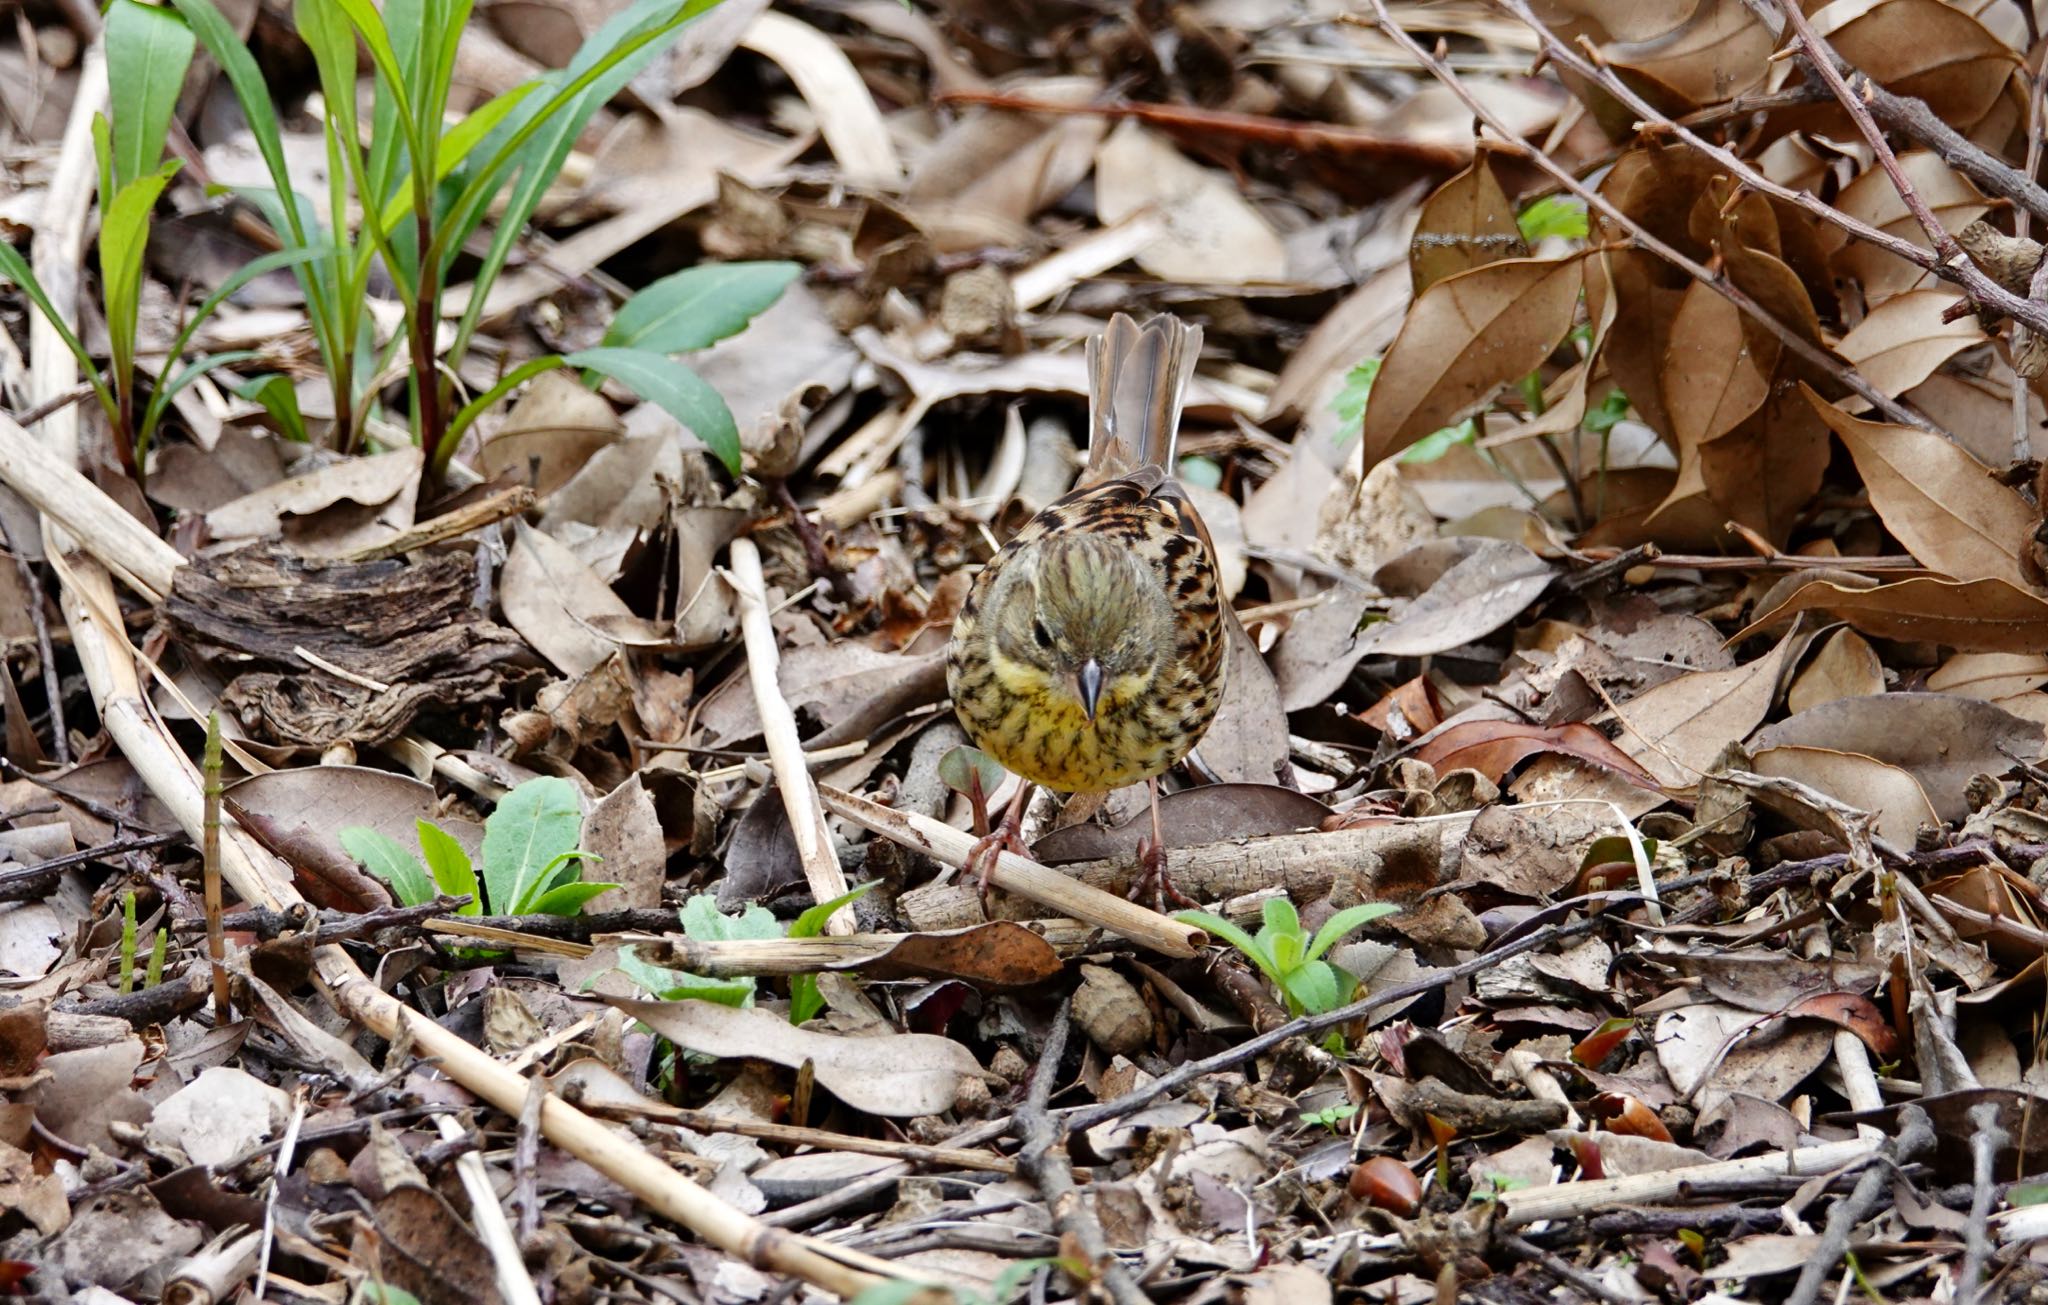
(202, 712, 231, 1025)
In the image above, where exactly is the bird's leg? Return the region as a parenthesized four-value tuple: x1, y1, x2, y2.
(965, 781, 1033, 915)
(1130, 777, 1196, 912)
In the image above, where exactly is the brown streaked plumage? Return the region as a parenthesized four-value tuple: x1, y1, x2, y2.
(946, 312, 1226, 908)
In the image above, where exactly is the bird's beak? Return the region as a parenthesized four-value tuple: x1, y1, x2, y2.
(1077, 659, 1104, 724)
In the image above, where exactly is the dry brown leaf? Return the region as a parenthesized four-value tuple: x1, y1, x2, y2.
(905, 76, 1104, 227)
(205, 448, 421, 541)
(1749, 692, 2042, 820)
(1661, 278, 1773, 452)
(739, 11, 901, 187)
(1785, 627, 1884, 714)
(1094, 121, 1287, 285)
(1356, 539, 1556, 660)
(1926, 652, 2048, 699)
(1798, 0, 2020, 137)
(1361, 255, 1585, 471)
(1604, 0, 1771, 112)
(501, 520, 641, 677)
(1835, 289, 1986, 400)
(1904, 369, 2046, 466)
(1826, 152, 1991, 302)
(606, 998, 977, 1117)
(1739, 575, 2048, 651)
(1605, 635, 1797, 789)
(1409, 149, 1527, 296)
(479, 370, 623, 498)
(1750, 743, 1940, 844)
(1804, 386, 2035, 586)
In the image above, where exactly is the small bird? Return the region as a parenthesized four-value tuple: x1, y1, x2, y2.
(946, 312, 1227, 910)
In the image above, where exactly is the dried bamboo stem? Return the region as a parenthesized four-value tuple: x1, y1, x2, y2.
(818, 783, 1204, 957)
(725, 536, 856, 935)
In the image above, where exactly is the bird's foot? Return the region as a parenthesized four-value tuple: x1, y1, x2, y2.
(965, 820, 1029, 917)
(1129, 834, 1196, 913)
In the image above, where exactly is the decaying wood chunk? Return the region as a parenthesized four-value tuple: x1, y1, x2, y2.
(166, 543, 536, 749)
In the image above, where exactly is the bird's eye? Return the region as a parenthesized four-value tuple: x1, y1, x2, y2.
(1032, 619, 1054, 649)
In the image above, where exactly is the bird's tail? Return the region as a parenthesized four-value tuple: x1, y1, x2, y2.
(1082, 312, 1201, 484)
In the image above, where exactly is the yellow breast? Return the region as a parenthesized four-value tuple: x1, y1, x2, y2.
(956, 652, 1178, 792)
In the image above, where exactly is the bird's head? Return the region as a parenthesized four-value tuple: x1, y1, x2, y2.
(986, 532, 1174, 724)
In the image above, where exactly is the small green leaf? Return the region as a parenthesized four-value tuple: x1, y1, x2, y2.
(611, 943, 755, 1007)
(1176, 454, 1223, 490)
(789, 881, 879, 940)
(231, 374, 309, 444)
(341, 826, 435, 906)
(566, 347, 741, 476)
(99, 161, 181, 376)
(676, 892, 782, 943)
(2010, 1180, 2048, 1207)
(1306, 901, 1401, 962)
(604, 261, 802, 354)
(1333, 360, 1379, 432)
(1517, 194, 1589, 243)
(526, 880, 619, 917)
(480, 776, 584, 918)
(1585, 388, 1631, 435)
(415, 819, 478, 914)
(1261, 897, 1302, 938)
(1281, 959, 1344, 1016)
(1177, 910, 1282, 987)
(937, 746, 1005, 801)
(1398, 418, 1477, 463)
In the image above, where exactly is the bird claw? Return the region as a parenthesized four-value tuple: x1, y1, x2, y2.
(965, 824, 1030, 918)
(1129, 834, 1196, 913)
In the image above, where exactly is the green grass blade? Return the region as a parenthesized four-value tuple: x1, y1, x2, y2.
(0, 239, 113, 420)
(104, 0, 196, 191)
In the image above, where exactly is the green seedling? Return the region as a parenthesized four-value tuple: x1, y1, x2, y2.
(342, 775, 614, 918)
(1177, 897, 1400, 1019)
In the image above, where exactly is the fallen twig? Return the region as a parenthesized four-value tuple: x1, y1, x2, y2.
(818, 783, 1204, 956)
(726, 536, 856, 935)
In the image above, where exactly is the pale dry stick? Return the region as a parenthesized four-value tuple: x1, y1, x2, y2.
(1958, 1100, 2007, 1305)
(817, 783, 1204, 957)
(2010, 66, 2046, 462)
(1355, 1, 1938, 433)
(161, 1229, 262, 1305)
(1493, 0, 2048, 347)
(340, 483, 536, 562)
(1495, 1136, 1879, 1226)
(254, 1089, 307, 1302)
(1784, 1105, 1932, 1305)
(1009, 211, 1167, 311)
(434, 1113, 542, 1305)
(585, 1098, 1033, 1177)
(724, 536, 855, 936)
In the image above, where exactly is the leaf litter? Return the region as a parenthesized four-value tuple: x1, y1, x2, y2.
(7, 0, 2048, 1301)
